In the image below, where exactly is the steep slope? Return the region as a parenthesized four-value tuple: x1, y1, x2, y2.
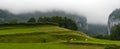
(108, 9, 120, 34)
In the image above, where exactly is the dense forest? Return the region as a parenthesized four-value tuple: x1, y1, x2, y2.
(27, 16, 78, 30)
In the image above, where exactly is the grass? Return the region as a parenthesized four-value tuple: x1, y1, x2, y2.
(0, 43, 69, 49)
(0, 43, 105, 49)
(67, 44, 104, 49)
(0, 25, 120, 49)
(0, 25, 70, 35)
(0, 25, 91, 43)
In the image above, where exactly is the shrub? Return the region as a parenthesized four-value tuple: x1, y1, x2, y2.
(105, 45, 120, 49)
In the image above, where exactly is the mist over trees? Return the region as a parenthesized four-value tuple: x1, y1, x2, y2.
(27, 16, 78, 30)
(37, 16, 78, 30)
(0, 9, 87, 32)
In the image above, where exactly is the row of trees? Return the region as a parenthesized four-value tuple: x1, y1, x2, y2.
(27, 16, 78, 30)
(110, 24, 120, 40)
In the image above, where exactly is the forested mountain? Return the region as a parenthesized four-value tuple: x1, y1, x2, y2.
(0, 9, 87, 32)
(108, 8, 120, 34)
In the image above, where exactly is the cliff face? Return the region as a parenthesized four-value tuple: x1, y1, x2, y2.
(108, 9, 120, 34)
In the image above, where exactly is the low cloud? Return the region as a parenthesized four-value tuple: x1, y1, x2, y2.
(0, 0, 120, 25)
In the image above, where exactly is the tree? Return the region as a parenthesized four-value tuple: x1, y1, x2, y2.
(27, 17, 36, 23)
(38, 17, 44, 23)
(110, 24, 120, 40)
(63, 17, 78, 30)
(37, 16, 78, 30)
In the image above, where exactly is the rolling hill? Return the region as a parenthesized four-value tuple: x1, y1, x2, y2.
(0, 25, 91, 43)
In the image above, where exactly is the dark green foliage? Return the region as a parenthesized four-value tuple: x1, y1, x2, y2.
(38, 17, 44, 22)
(110, 24, 120, 40)
(105, 45, 120, 49)
(37, 16, 78, 30)
(93, 34, 110, 40)
(27, 17, 36, 23)
(64, 17, 78, 30)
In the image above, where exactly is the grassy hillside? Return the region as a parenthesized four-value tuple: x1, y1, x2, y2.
(0, 25, 91, 43)
(0, 25, 120, 49)
(0, 25, 105, 49)
(0, 25, 70, 35)
(0, 43, 69, 49)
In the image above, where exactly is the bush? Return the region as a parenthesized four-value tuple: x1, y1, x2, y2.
(105, 45, 120, 49)
(93, 34, 110, 40)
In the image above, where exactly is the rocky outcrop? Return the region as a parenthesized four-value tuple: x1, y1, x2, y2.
(108, 9, 120, 34)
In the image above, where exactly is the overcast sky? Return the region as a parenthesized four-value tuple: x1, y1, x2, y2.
(0, 0, 120, 25)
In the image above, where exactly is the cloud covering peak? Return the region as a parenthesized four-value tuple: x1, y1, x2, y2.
(0, 0, 120, 24)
